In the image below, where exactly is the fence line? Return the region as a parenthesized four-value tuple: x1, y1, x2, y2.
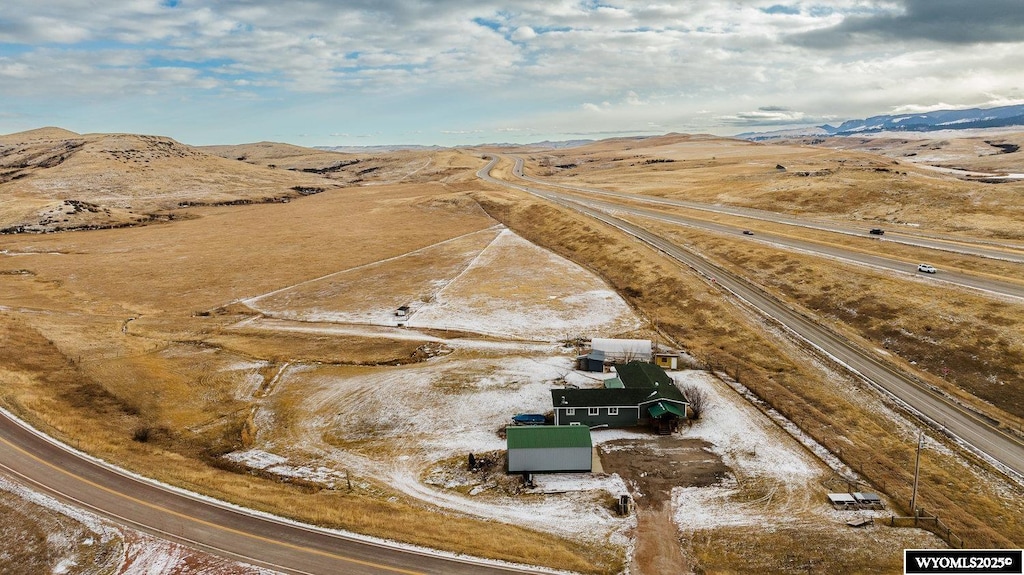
(889, 508, 963, 549)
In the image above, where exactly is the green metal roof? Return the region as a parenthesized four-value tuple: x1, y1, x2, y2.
(552, 361, 689, 410)
(552, 387, 688, 408)
(615, 361, 674, 388)
(506, 425, 593, 450)
(648, 401, 686, 418)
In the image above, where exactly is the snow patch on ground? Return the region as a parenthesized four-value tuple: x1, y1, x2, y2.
(244, 227, 643, 341)
(224, 449, 288, 470)
(0, 473, 278, 574)
(405, 230, 642, 340)
(669, 373, 901, 534)
(223, 353, 640, 549)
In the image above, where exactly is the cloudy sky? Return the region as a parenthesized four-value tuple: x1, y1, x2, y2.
(1, 0, 1022, 146)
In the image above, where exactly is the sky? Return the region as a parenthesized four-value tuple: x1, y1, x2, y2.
(1, 0, 1023, 147)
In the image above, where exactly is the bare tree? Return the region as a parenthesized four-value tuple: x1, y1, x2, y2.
(619, 345, 640, 364)
(680, 384, 709, 420)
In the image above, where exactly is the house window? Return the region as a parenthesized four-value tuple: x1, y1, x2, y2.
(588, 407, 599, 416)
(608, 407, 619, 416)
(566, 408, 575, 415)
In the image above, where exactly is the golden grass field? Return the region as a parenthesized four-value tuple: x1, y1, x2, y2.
(788, 131, 1024, 174)
(520, 133, 1024, 240)
(472, 181, 1023, 542)
(1, 127, 1022, 574)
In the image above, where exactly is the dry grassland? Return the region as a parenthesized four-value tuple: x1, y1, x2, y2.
(0, 314, 620, 574)
(0, 485, 124, 574)
(591, 194, 1024, 284)
(203, 141, 486, 187)
(244, 226, 503, 324)
(1, 130, 1020, 573)
(0, 167, 622, 572)
(1, 181, 492, 313)
(790, 132, 1024, 174)
(471, 187, 1023, 561)
(686, 524, 935, 574)
(521, 134, 1024, 240)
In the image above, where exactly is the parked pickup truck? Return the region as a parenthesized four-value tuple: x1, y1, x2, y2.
(511, 413, 547, 425)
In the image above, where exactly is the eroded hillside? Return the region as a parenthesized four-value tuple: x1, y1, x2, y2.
(0, 128, 340, 233)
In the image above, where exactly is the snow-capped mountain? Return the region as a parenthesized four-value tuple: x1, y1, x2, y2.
(739, 104, 1024, 140)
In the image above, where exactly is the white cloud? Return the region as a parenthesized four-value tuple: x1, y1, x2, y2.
(511, 26, 536, 41)
(1, 0, 1022, 144)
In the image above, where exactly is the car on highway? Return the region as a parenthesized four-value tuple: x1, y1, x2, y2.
(742, 230, 754, 235)
(869, 228, 885, 235)
(917, 263, 937, 273)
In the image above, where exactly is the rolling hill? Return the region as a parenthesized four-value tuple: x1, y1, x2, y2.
(0, 129, 338, 233)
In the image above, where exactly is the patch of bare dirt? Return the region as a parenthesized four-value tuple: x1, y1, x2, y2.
(601, 437, 731, 575)
(601, 437, 729, 509)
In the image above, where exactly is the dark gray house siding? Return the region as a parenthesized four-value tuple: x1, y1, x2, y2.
(553, 405, 641, 427)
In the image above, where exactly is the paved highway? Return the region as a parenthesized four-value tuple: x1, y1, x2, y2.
(505, 159, 1024, 301)
(479, 155, 1024, 480)
(509, 160, 1024, 264)
(0, 410, 546, 575)
(543, 190, 1024, 301)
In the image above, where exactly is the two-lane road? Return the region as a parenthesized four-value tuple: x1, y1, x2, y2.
(0, 410, 545, 575)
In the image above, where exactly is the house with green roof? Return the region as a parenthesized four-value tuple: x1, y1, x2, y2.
(551, 361, 690, 434)
(506, 425, 594, 473)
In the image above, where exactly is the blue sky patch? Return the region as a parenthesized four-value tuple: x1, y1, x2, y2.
(762, 5, 801, 16)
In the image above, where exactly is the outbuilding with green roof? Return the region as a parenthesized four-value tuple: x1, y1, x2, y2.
(506, 425, 593, 473)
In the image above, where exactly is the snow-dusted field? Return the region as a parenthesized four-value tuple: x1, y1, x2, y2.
(224, 228, 656, 550)
(3, 225, 943, 572)
(244, 227, 643, 341)
(405, 229, 642, 340)
(220, 225, 945, 567)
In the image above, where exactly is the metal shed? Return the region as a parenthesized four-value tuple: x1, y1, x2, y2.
(853, 492, 883, 509)
(828, 493, 859, 510)
(576, 350, 607, 372)
(506, 425, 593, 473)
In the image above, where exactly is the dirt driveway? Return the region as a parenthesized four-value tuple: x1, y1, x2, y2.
(600, 437, 730, 575)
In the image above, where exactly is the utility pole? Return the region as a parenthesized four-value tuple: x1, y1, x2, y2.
(910, 432, 923, 518)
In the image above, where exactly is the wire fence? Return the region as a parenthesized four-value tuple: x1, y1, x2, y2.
(889, 508, 964, 549)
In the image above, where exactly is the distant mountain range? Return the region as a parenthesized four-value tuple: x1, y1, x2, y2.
(739, 104, 1024, 140)
(314, 139, 596, 152)
(314, 144, 444, 153)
